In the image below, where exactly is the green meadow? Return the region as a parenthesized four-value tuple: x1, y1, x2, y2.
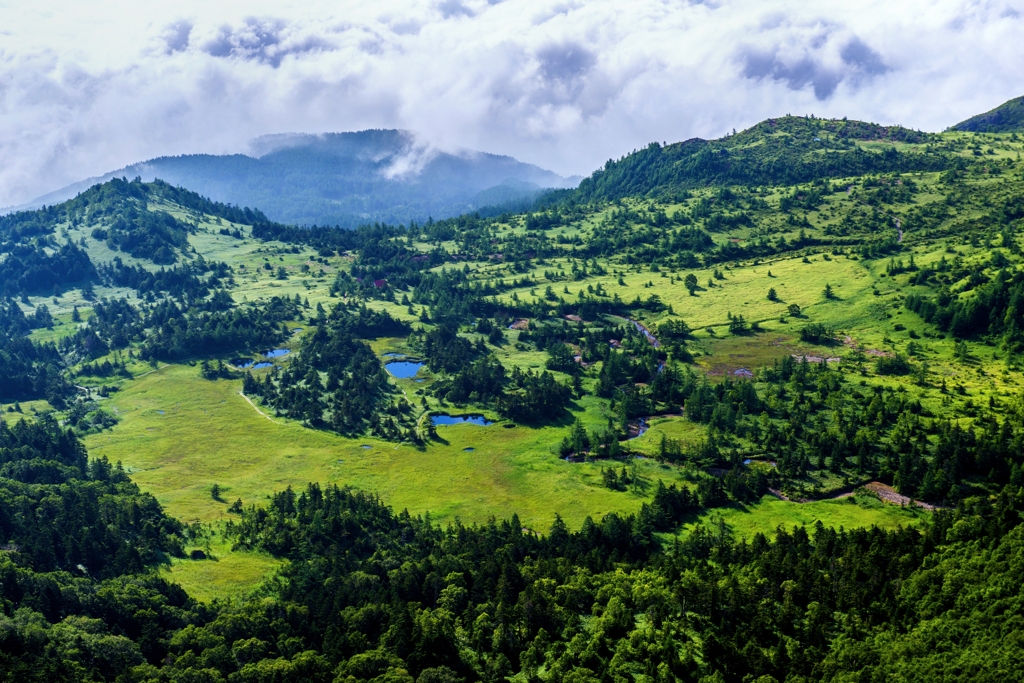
(678, 492, 928, 541)
(45, 144, 1024, 601)
(83, 363, 690, 529)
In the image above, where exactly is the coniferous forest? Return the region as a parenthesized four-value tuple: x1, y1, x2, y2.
(2, 108, 1024, 681)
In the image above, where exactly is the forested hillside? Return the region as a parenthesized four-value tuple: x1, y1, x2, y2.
(2, 109, 1024, 680)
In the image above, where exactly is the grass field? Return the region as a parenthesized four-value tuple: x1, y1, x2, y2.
(161, 534, 284, 604)
(83, 364, 691, 529)
(677, 492, 928, 541)
(50, 164, 1024, 600)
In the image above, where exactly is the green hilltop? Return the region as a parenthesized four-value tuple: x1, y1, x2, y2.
(951, 94, 1024, 133)
(2, 111, 1024, 681)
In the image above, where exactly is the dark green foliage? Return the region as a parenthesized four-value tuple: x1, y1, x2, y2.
(800, 322, 836, 344)
(0, 416, 184, 575)
(99, 257, 233, 300)
(950, 94, 1024, 133)
(0, 298, 74, 405)
(420, 324, 476, 374)
(496, 367, 573, 422)
(544, 341, 580, 374)
(875, 353, 913, 375)
(436, 356, 506, 405)
(906, 269, 1024, 349)
(246, 308, 409, 440)
(200, 359, 235, 380)
(140, 296, 297, 361)
(573, 116, 943, 202)
(0, 242, 96, 296)
(102, 207, 189, 264)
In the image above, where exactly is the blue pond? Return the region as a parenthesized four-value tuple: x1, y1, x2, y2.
(251, 362, 273, 370)
(386, 361, 424, 379)
(463, 447, 475, 451)
(432, 414, 493, 426)
(263, 348, 290, 358)
(232, 359, 255, 369)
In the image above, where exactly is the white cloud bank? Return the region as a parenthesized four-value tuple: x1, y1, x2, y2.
(1, 0, 1022, 207)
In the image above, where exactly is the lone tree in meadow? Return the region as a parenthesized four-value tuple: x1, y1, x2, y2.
(684, 273, 698, 295)
(823, 283, 836, 299)
(767, 287, 779, 301)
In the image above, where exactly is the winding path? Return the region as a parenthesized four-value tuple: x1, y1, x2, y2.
(238, 391, 279, 424)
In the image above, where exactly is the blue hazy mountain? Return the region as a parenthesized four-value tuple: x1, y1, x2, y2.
(21, 130, 580, 227)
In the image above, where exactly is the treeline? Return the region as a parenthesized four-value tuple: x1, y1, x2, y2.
(161, 480, 1021, 683)
(244, 304, 412, 440)
(99, 256, 234, 301)
(416, 323, 576, 423)
(906, 267, 1024, 349)
(0, 242, 95, 296)
(2, 419, 1024, 681)
(572, 116, 948, 202)
(140, 296, 298, 361)
(0, 298, 74, 405)
(0, 417, 198, 679)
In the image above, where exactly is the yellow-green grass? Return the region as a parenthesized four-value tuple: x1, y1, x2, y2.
(83, 364, 689, 529)
(678, 493, 927, 541)
(162, 535, 284, 604)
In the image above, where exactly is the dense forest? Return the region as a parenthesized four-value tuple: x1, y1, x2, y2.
(2, 112, 1024, 680)
(2, 420, 1022, 682)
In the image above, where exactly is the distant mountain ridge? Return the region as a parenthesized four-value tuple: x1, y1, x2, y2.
(950, 95, 1024, 133)
(17, 130, 580, 227)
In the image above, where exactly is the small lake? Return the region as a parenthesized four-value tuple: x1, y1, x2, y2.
(251, 362, 273, 370)
(386, 361, 424, 379)
(432, 414, 494, 426)
(263, 349, 290, 358)
(232, 359, 255, 369)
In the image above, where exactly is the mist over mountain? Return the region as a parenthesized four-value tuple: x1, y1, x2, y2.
(19, 130, 580, 227)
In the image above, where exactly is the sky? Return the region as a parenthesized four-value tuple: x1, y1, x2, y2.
(1, 0, 1022, 208)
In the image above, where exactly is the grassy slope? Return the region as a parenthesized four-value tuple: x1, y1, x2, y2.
(83, 363, 690, 529)
(46, 130, 1024, 598)
(678, 493, 927, 541)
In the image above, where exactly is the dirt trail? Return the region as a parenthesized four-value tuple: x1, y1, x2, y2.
(238, 391, 280, 424)
(862, 481, 941, 510)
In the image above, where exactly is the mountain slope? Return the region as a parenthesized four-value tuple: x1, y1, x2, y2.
(951, 95, 1024, 133)
(20, 130, 579, 227)
(571, 116, 943, 202)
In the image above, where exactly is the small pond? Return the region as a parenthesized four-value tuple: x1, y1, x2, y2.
(386, 361, 424, 379)
(232, 359, 255, 369)
(432, 414, 494, 426)
(263, 349, 290, 358)
(251, 362, 273, 370)
(463, 447, 475, 451)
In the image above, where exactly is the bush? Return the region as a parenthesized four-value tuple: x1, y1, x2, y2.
(875, 353, 912, 375)
(800, 323, 835, 344)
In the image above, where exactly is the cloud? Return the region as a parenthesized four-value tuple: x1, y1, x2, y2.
(0, 0, 1022, 208)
